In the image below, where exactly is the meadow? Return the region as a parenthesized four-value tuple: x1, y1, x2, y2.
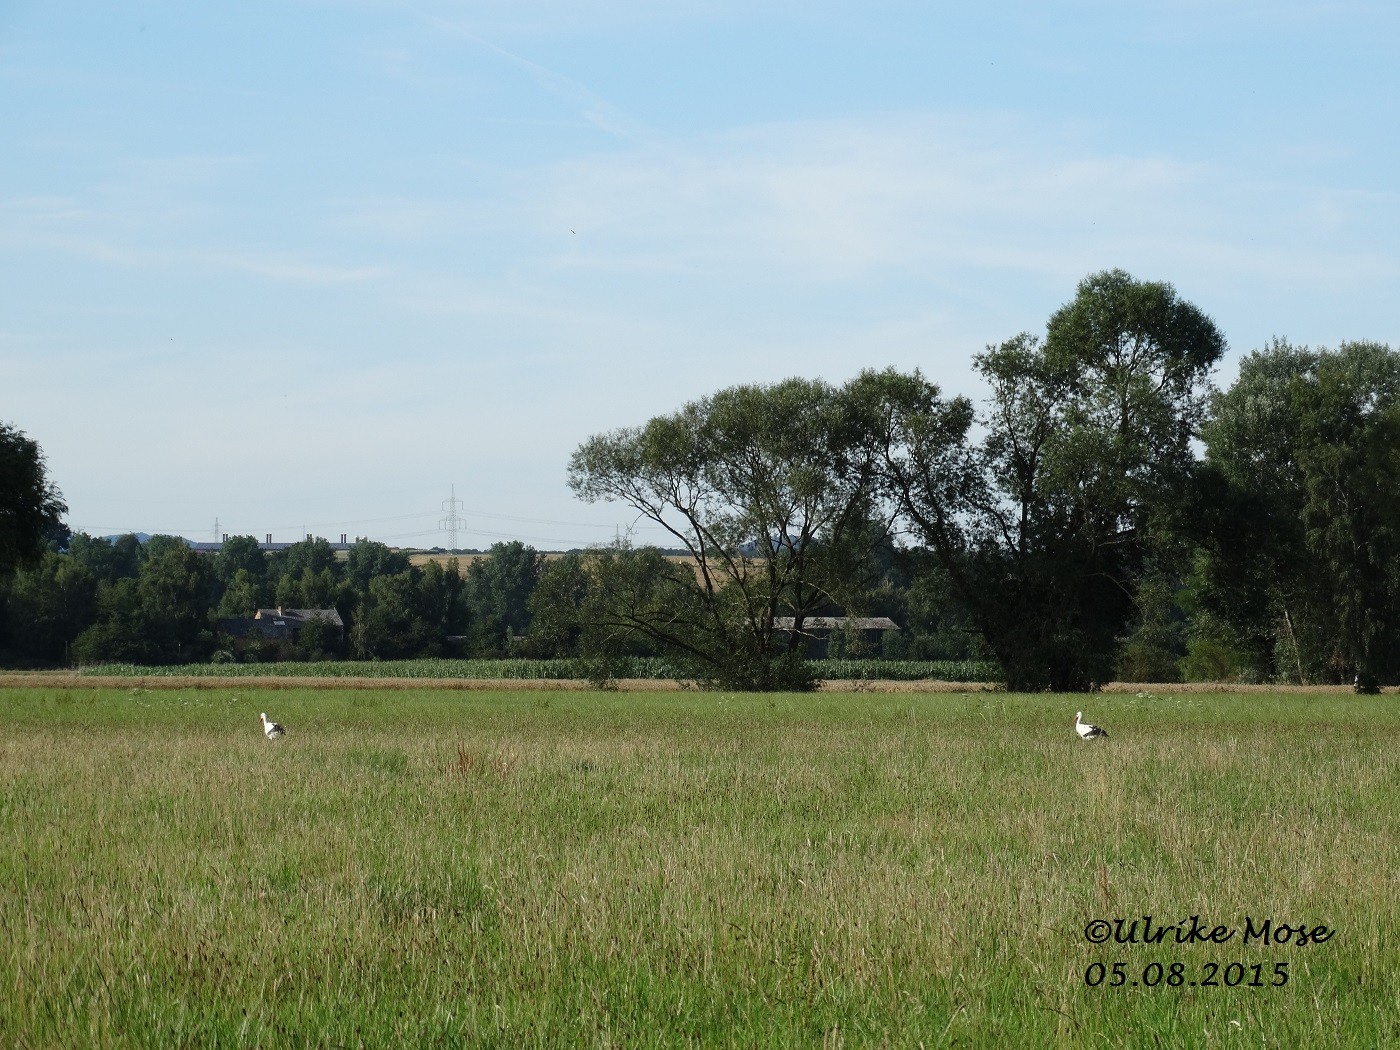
(0, 684, 1396, 1048)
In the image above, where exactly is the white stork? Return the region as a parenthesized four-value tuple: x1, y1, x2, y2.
(260, 713, 287, 740)
(1074, 711, 1108, 740)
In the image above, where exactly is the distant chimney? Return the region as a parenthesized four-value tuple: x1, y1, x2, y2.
(307, 533, 312, 541)
(221, 533, 228, 542)
(340, 533, 347, 544)
(266, 534, 272, 544)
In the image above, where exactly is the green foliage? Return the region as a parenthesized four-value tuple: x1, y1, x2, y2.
(71, 579, 154, 664)
(63, 539, 217, 665)
(66, 532, 142, 584)
(278, 536, 342, 578)
(1179, 636, 1249, 683)
(865, 270, 1224, 691)
(464, 543, 540, 632)
(344, 539, 410, 593)
(1294, 344, 1400, 691)
(294, 614, 344, 662)
(10, 277, 1400, 692)
(215, 568, 264, 618)
(350, 569, 452, 660)
(276, 566, 339, 610)
(212, 534, 266, 585)
(0, 552, 97, 665)
(460, 542, 540, 656)
(137, 540, 216, 661)
(814, 658, 998, 682)
(353, 572, 425, 659)
(0, 421, 66, 577)
(1114, 639, 1182, 683)
(418, 558, 469, 638)
(872, 552, 981, 662)
(526, 553, 590, 657)
(1199, 339, 1400, 688)
(567, 376, 894, 690)
(1113, 571, 1187, 683)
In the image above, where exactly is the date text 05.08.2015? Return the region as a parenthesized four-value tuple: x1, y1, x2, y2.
(1084, 961, 1289, 989)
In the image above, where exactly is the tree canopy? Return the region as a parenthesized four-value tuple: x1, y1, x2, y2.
(567, 376, 893, 689)
(0, 422, 66, 578)
(860, 270, 1225, 690)
(1198, 339, 1400, 690)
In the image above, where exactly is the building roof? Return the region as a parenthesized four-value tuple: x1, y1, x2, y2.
(190, 541, 355, 553)
(773, 616, 899, 631)
(254, 607, 345, 628)
(218, 617, 292, 641)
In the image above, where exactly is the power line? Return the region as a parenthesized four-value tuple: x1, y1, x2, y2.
(81, 497, 675, 548)
(439, 485, 467, 551)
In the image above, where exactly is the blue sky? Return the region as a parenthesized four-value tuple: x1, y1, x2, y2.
(3, 1, 1397, 549)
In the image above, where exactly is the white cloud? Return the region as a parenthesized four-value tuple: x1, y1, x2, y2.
(491, 112, 1397, 298)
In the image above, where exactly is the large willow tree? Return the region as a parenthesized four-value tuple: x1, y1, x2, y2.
(566, 376, 906, 690)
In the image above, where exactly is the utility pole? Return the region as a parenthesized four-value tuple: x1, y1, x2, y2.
(440, 485, 467, 551)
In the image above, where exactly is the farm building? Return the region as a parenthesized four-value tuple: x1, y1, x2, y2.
(773, 617, 900, 633)
(217, 607, 345, 657)
(190, 534, 355, 554)
(774, 616, 899, 658)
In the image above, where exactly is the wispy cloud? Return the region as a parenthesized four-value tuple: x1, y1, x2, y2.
(414, 10, 650, 139)
(1, 187, 390, 286)
(205, 251, 390, 286)
(508, 113, 1400, 291)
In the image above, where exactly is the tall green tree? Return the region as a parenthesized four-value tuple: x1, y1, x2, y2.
(67, 533, 142, 584)
(216, 568, 265, 618)
(267, 536, 340, 587)
(865, 270, 1225, 690)
(1200, 340, 1400, 689)
(275, 567, 339, 610)
(1294, 344, 1400, 690)
(567, 376, 890, 690)
(1192, 341, 1320, 679)
(214, 535, 267, 587)
(344, 540, 410, 595)
(137, 541, 216, 662)
(419, 558, 469, 642)
(464, 542, 542, 652)
(0, 421, 66, 577)
(0, 552, 98, 665)
(67, 535, 214, 664)
(527, 553, 591, 658)
(295, 614, 344, 661)
(351, 570, 439, 659)
(71, 578, 153, 664)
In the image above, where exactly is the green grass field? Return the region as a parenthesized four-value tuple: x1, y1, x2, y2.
(1, 685, 1396, 1047)
(55, 657, 1001, 684)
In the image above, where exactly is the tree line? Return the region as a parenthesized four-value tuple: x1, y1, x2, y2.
(4, 269, 1399, 690)
(0, 532, 555, 666)
(558, 270, 1400, 692)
